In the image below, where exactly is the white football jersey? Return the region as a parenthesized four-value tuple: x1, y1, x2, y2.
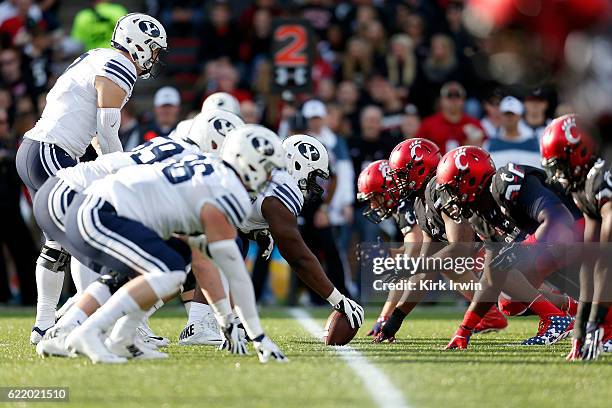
(56, 137, 201, 192)
(25, 48, 137, 159)
(85, 155, 251, 239)
(240, 169, 304, 233)
(171, 118, 195, 141)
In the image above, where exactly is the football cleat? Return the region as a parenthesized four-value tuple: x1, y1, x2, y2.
(137, 321, 170, 347)
(36, 325, 76, 358)
(178, 318, 223, 346)
(30, 326, 49, 345)
(445, 326, 472, 350)
(253, 336, 288, 363)
(521, 315, 573, 345)
(105, 336, 168, 360)
(65, 326, 127, 364)
(497, 298, 531, 316)
(473, 307, 508, 334)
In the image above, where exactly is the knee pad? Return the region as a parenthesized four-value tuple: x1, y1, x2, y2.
(97, 270, 130, 294)
(37, 244, 71, 273)
(182, 269, 196, 292)
(144, 271, 186, 299)
(86, 281, 112, 305)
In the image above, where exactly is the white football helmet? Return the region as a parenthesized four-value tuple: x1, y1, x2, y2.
(282, 135, 330, 199)
(111, 13, 167, 79)
(202, 92, 241, 115)
(186, 109, 245, 154)
(220, 125, 286, 195)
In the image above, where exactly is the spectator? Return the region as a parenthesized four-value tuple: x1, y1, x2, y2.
(119, 102, 144, 150)
(71, 0, 127, 51)
(197, 2, 240, 64)
(480, 90, 502, 139)
(240, 100, 261, 124)
(21, 25, 53, 97)
(0, 48, 36, 106)
(340, 36, 373, 86)
(522, 88, 551, 139)
(383, 34, 416, 99)
(0, 107, 37, 305)
(400, 104, 421, 139)
(349, 105, 400, 242)
(416, 81, 485, 153)
(143, 86, 181, 140)
(0, 0, 42, 27)
(0, 0, 45, 47)
(336, 80, 360, 137)
(154, 1, 204, 36)
(484, 96, 541, 168)
(299, 99, 353, 297)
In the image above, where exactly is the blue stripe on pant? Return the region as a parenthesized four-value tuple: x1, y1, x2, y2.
(65, 193, 191, 278)
(33, 177, 79, 252)
(16, 138, 78, 196)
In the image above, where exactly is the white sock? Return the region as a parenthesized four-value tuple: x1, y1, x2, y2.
(56, 306, 88, 328)
(210, 298, 232, 327)
(145, 299, 164, 319)
(109, 309, 146, 342)
(34, 263, 64, 329)
(183, 301, 192, 314)
(188, 302, 213, 324)
(81, 288, 141, 333)
(71, 258, 98, 293)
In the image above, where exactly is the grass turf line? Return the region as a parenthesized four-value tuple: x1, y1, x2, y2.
(0, 307, 611, 408)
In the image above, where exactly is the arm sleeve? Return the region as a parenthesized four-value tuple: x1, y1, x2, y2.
(96, 108, 123, 154)
(515, 175, 564, 221)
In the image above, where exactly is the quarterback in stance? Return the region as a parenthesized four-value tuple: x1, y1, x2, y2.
(16, 12, 168, 344)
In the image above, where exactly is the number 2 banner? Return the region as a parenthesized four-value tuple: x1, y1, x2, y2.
(271, 18, 314, 94)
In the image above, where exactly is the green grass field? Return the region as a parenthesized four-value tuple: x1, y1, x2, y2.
(1, 307, 611, 408)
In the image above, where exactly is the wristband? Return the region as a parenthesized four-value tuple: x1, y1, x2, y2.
(326, 288, 343, 307)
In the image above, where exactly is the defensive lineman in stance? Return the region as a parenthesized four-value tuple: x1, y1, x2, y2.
(16, 12, 168, 344)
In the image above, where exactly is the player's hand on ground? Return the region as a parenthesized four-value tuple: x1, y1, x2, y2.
(373, 324, 397, 343)
(367, 315, 388, 337)
(334, 296, 364, 329)
(219, 321, 248, 355)
(581, 323, 603, 361)
(254, 336, 288, 363)
(254, 229, 274, 260)
(566, 337, 583, 361)
(445, 326, 472, 350)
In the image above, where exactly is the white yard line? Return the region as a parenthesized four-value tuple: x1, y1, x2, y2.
(288, 308, 410, 408)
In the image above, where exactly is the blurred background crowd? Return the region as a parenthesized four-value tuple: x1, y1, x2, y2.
(0, 0, 609, 306)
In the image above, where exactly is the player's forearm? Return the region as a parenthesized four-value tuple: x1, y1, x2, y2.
(288, 253, 335, 299)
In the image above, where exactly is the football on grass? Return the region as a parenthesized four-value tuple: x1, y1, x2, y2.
(324, 310, 358, 346)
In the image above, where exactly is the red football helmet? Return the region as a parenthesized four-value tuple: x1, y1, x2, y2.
(540, 114, 596, 192)
(388, 138, 441, 198)
(436, 146, 496, 217)
(357, 160, 401, 223)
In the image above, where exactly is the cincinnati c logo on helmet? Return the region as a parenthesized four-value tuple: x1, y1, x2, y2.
(298, 143, 320, 161)
(453, 147, 468, 170)
(213, 119, 234, 136)
(379, 161, 392, 180)
(561, 116, 580, 144)
(138, 20, 161, 37)
(251, 136, 274, 156)
(410, 141, 423, 161)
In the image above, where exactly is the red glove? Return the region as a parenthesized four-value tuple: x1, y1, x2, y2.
(445, 326, 472, 350)
(366, 316, 388, 337)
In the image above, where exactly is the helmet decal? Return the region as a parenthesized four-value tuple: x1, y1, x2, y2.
(138, 20, 161, 37)
(212, 118, 234, 136)
(453, 147, 469, 171)
(410, 140, 423, 161)
(561, 115, 579, 144)
(298, 143, 320, 161)
(251, 136, 274, 156)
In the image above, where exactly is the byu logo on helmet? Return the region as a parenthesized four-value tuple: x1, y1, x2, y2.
(213, 119, 234, 136)
(251, 136, 274, 156)
(298, 143, 320, 161)
(138, 20, 161, 37)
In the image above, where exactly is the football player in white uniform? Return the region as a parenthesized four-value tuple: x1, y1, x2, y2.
(179, 135, 365, 346)
(16, 12, 167, 344)
(38, 126, 288, 364)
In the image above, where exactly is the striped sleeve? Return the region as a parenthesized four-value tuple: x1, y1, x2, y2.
(215, 193, 248, 227)
(101, 58, 137, 93)
(271, 183, 303, 217)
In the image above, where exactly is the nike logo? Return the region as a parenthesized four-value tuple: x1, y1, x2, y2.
(110, 120, 118, 128)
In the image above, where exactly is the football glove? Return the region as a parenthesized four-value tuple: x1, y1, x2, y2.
(254, 336, 288, 363)
(219, 321, 248, 355)
(566, 338, 584, 361)
(333, 296, 365, 329)
(373, 308, 406, 343)
(366, 316, 388, 337)
(254, 229, 274, 260)
(581, 322, 604, 361)
(445, 325, 472, 350)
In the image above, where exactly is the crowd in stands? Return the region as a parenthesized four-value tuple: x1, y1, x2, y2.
(0, 0, 570, 305)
